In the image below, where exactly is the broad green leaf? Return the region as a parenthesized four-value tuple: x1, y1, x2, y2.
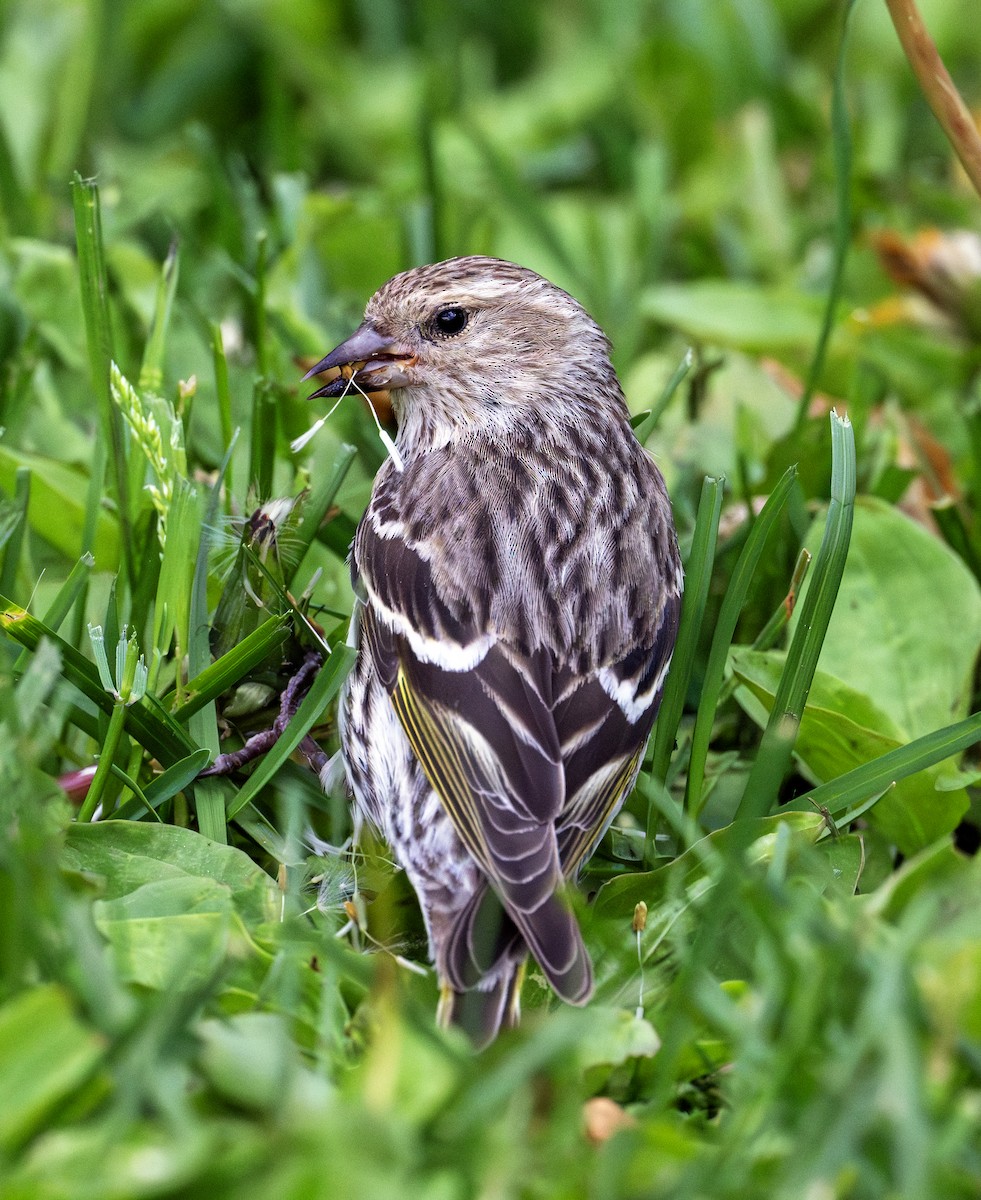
(572, 1007, 661, 1069)
(7, 1122, 216, 1199)
(915, 858, 981, 1044)
(63, 821, 280, 927)
(0, 985, 105, 1152)
(196, 1012, 332, 1115)
(732, 649, 969, 853)
(592, 811, 827, 921)
(862, 838, 975, 922)
(0, 446, 119, 567)
(792, 496, 981, 739)
(92, 877, 236, 989)
(641, 280, 836, 353)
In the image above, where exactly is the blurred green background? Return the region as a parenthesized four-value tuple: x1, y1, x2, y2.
(4, 0, 981, 594)
(2, 1, 981, 1197)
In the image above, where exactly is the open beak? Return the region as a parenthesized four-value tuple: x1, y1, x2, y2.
(303, 323, 416, 399)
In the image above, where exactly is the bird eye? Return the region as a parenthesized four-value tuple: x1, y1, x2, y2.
(429, 306, 469, 338)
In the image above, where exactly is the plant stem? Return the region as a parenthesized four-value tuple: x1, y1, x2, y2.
(78, 702, 127, 821)
(884, 0, 981, 199)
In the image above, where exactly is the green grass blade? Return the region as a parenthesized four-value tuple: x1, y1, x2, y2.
(0, 466, 30, 598)
(0, 599, 195, 764)
(38, 553, 96, 635)
(139, 240, 180, 394)
(113, 748, 213, 820)
(224, 644, 356, 820)
(931, 499, 981, 584)
(279, 444, 357, 583)
(736, 412, 856, 820)
(71, 174, 134, 585)
(173, 615, 291, 724)
(786, 710, 981, 818)
(0, 117, 31, 236)
(650, 475, 725, 787)
(211, 321, 235, 507)
(249, 380, 278, 501)
(186, 462, 233, 843)
(716, 547, 813, 709)
(685, 465, 798, 818)
(254, 231, 269, 379)
(14, 552, 95, 675)
(794, 0, 856, 433)
(632, 348, 694, 446)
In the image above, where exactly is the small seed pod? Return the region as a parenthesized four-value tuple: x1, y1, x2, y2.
(632, 901, 648, 934)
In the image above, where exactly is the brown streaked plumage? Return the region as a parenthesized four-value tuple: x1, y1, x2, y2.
(306, 256, 682, 1046)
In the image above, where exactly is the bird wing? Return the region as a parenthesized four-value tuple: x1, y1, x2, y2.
(364, 601, 561, 859)
(552, 603, 681, 877)
(356, 509, 679, 1000)
(357, 526, 594, 1001)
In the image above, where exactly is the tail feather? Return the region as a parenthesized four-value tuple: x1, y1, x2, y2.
(445, 884, 524, 991)
(444, 960, 526, 1050)
(444, 880, 593, 1014)
(512, 893, 593, 1005)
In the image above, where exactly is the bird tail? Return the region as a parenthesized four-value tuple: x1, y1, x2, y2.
(442, 881, 593, 1047)
(441, 960, 526, 1050)
(511, 892, 593, 1006)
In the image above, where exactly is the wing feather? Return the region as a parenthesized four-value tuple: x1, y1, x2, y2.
(354, 479, 679, 1006)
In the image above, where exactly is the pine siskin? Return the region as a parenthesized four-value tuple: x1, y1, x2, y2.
(305, 257, 682, 1046)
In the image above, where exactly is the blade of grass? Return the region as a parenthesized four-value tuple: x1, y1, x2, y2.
(0, 118, 31, 235)
(211, 322, 235, 508)
(254, 230, 269, 379)
(224, 643, 356, 820)
(632, 348, 694, 446)
(793, 0, 856, 434)
(113, 748, 213, 820)
(71, 174, 134, 588)
(715, 547, 812, 708)
(139, 240, 180, 395)
(0, 600, 195, 764)
(786, 709, 981, 818)
(187, 450, 237, 843)
(172, 615, 292, 724)
(77, 703, 129, 821)
(249, 380, 278, 501)
(317, 511, 358, 561)
(70, 435, 109, 649)
(736, 411, 856, 821)
(649, 475, 725, 793)
(13, 552, 95, 675)
(930, 499, 981, 584)
(0, 467, 30, 599)
(685, 465, 798, 818)
(279, 444, 358, 584)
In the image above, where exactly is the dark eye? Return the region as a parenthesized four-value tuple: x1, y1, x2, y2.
(430, 306, 469, 337)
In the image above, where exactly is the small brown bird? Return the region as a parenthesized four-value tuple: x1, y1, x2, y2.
(305, 257, 682, 1045)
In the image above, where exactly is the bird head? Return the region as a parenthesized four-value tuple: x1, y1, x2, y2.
(303, 257, 624, 451)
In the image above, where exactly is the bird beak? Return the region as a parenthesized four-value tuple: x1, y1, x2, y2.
(302, 323, 416, 399)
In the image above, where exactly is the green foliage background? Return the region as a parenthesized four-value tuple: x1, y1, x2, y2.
(1, 1, 981, 1196)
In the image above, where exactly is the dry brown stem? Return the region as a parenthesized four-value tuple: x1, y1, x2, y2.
(884, 0, 981, 200)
